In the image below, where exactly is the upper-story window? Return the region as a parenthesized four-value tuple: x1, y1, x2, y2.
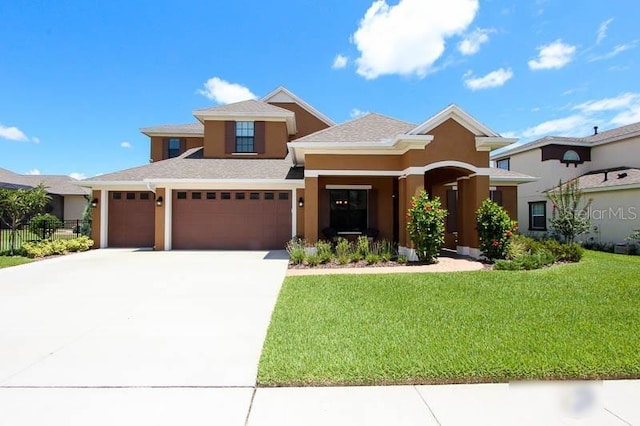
(496, 158, 510, 170)
(235, 121, 255, 153)
(562, 150, 580, 162)
(168, 138, 181, 158)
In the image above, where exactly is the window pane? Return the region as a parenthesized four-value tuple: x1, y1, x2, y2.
(279, 192, 289, 200)
(264, 192, 274, 200)
(235, 192, 245, 200)
(329, 189, 368, 232)
(140, 193, 150, 200)
(126, 193, 135, 200)
(206, 192, 216, 200)
(168, 138, 181, 158)
(250, 192, 260, 200)
(221, 192, 231, 200)
(192, 192, 202, 200)
(496, 159, 510, 170)
(533, 216, 546, 228)
(177, 192, 187, 200)
(113, 192, 122, 200)
(531, 203, 545, 215)
(235, 121, 255, 152)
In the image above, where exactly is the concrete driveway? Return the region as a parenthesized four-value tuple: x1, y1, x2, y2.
(0, 249, 288, 425)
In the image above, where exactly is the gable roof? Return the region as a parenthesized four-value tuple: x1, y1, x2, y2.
(261, 86, 336, 127)
(81, 148, 300, 182)
(140, 122, 204, 137)
(550, 167, 640, 193)
(493, 120, 640, 159)
(0, 167, 88, 195)
(409, 104, 500, 137)
(293, 113, 415, 143)
(192, 99, 297, 134)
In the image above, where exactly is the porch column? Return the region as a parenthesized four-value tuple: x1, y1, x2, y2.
(154, 187, 166, 251)
(457, 175, 489, 256)
(402, 174, 425, 249)
(91, 189, 102, 249)
(304, 176, 319, 243)
(398, 177, 406, 246)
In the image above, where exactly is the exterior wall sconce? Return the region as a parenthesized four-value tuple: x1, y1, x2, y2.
(91, 198, 99, 208)
(298, 197, 304, 208)
(156, 196, 163, 207)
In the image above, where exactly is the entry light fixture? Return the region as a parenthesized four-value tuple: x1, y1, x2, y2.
(91, 198, 99, 208)
(298, 197, 304, 208)
(156, 196, 163, 207)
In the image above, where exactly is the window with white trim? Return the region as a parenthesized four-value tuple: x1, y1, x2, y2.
(529, 201, 547, 231)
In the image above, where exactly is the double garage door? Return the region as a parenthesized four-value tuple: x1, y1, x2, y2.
(172, 190, 292, 250)
(107, 190, 292, 250)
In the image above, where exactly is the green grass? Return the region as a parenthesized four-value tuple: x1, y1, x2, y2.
(0, 256, 32, 269)
(258, 250, 640, 386)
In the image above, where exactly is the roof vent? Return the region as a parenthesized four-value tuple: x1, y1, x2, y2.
(618, 172, 628, 179)
(593, 126, 598, 135)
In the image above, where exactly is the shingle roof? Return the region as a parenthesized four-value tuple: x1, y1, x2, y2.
(293, 113, 416, 143)
(488, 167, 536, 180)
(193, 99, 293, 115)
(85, 148, 301, 181)
(0, 167, 88, 195)
(570, 168, 640, 191)
(140, 122, 204, 135)
(584, 122, 640, 143)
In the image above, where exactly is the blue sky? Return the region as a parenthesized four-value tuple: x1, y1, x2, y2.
(1, 0, 638, 178)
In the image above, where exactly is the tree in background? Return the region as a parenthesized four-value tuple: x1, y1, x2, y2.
(547, 180, 592, 244)
(0, 184, 50, 254)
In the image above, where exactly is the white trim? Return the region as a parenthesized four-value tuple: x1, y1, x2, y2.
(456, 246, 482, 259)
(291, 190, 297, 238)
(261, 86, 336, 126)
(305, 170, 401, 178)
(231, 152, 258, 156)
(140, 131, 203, 138)
(164, 191, 172, 250)
(325, 184, 373, 190)
(146, 179, 304, 190)
(409, 104, 499, 137)
(100, 190, 108, 249)
(469, 248, 482, 259)
(191, 111, 297, 135)
(398, 246, 418, 262)
(475, 136, 518, 152)
(77, 181, 152, 188)
(580, 183, 640, 193)
(406, 161, 489, 176)
(490, 175, 538, 183)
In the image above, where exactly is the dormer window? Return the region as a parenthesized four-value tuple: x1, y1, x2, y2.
(235, 121, 255, 153)
(562, 150, 580, 162)
(168, 138, 181, 158)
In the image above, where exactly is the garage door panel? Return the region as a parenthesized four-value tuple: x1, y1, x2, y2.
(108, 191, 155, 248)
(172, 190, 292, 250)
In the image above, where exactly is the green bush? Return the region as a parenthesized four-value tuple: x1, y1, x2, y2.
(335, 238, 350, 257)
(365, 253, 381, 265)
(406, 190, 447, 264)
(286, 238, 306, 265)
(397, 255, 408, 264)
(355, 236, 370, 257)
(21, 236, 94, 258)
(476, 199, 517, 261)
(541, 239, 583, 262)
(376, 240, 395, 262)
(28, 213, 64, 240)
(305, 254, 321, 267)
(315, 240, 333, 264)
(495, 249, 555, 271)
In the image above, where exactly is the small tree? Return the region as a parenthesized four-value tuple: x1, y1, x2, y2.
(547, 179, 591, 244)
(406, 190, 447, 264)
(28, 213, 64, 240)
(476, 199, 517, 261)
(0, 184, 50, 254)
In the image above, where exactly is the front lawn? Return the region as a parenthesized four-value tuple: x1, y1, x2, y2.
(258, 250, 640, 386)
(0, 256, 32, 269)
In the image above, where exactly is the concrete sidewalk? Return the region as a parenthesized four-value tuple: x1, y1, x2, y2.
(247, 381, 637, 425)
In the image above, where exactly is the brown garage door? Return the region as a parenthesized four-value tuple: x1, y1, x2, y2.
(172, 190, 292, 250)
(108, 191, 155, 247)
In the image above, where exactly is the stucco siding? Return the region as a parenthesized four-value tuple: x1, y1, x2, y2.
(64, 195, 88, 221)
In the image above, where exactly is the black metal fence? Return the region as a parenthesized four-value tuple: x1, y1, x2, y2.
(0, 219, 91, 253)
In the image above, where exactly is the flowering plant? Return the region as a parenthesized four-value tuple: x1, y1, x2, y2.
(406, 190, 448, 263)
(476, 198, 517, 260)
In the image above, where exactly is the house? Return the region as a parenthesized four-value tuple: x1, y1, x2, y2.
(0, 167, 89, 221)
(79, 86, 534, 258)
(491, 122, 640, 244)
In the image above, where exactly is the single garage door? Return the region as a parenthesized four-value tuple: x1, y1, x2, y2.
(108, 191, 155, 247)
(172, 190, 292, 250)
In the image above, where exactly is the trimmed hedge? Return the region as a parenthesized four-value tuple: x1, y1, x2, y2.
(21, 236, 93, 258)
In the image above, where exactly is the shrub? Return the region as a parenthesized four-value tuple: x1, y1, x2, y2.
(286, 238, 306, 265)
(349, 251, 364, 263)
(334, 238, 351, 265)
(21, 237, 94, 258)
(476, 199, 517, 261)
(365, 253, 381, 265)
(315, 240, 333, 264)
(541, 239, 583, 262)
(28, 213, 63, 240)
(406, 190, 447, 264)
(582, 241, 615, 253)
(397, 255, 408, 265)
(355, 236, 370, 257)
(305, 253, 321, 267)
(377, 240, 395, 262)
(495, 250, 555, 271)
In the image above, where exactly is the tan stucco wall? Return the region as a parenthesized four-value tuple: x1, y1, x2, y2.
(150, 136, 204, 162)
(497, 186, 518, 222)
(577, 189, 640, 244)
(591, 136, 640, 170)
(90, 190, 101, 248)
(306, 154, 401, 171)
(269, 102, 331, 140)
(203, 120, 288, 158)
(296, 188, 305, 237)
(154, 188, 165, 250)
(63, 195, 88, 221)
(404, 119, 489, 169)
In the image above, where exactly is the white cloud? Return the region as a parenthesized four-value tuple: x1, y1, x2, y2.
(573, 93, 640, 113)
(463, 67, 513, 90)
(350, 108, 368, 118)
(120, 141, 132, 149)
(352, 0, 479, 79)
(597, 18, 614, 44)
(458, 28, 494, 55)
(26, 169, 41, 175)
(332, 54, 348, 69)
(610, 104, 640, 126)
(521, 115, 591, 139)
(528, 40, 576, 70)
(0, 124, 29, 141)
(588, 42, 637, 62)
(69, 172, 87, 180)
(197, 77, 257, 104)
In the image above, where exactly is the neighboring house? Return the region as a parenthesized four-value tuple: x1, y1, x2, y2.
(0, 167, 89, 221)
(491, 122, 640, 244)
(80, 86, 534, 258)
